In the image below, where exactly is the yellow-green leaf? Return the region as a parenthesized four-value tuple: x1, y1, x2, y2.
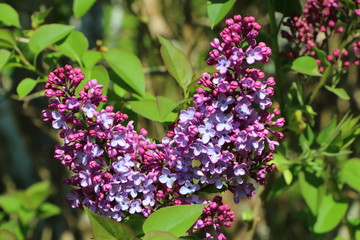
(0, 3, 20, 28)
(73, 0, 97, 18)
(29, 24, 74, 54)
(16, 78, 37, 99)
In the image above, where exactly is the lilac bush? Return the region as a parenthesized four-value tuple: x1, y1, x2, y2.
(42, 15, 284, 239)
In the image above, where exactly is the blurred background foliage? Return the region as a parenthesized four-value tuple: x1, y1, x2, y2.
(0, 0, 359, 239)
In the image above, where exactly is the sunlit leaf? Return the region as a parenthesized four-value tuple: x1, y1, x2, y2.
(158, 36, 193, 93)
(143, 204, 207, 238)
(57, 30, 89, 64)
(129, 96, 179, 123)
(84, 206, 137, 240)
(324, 86, 350, 100)
(25, 181, 52, 210)
(104, 48, 145, 96)
(313, 194, 348, 233)
(316, 117, 337, 147)
(142, 231, 178, 240)
(340, 158, 360, 192)
(38, 203, 61, 219)
(291, 56, 322, 76)
(207, 0, 236, 29)
(0, 49, 11, 71)
(298, 170, 325, 216)
(90, 65, 109, 109)
(29, 24, 74, 54)
(73, 0, 97, 18)
(0, 3, 20, 28)
(82, 50, 102, 68)
(0, 230, 17, 240)
(283, 169, 293, 185)
(0, 29, 17, 48)
(0, 195, 22, 214)
(16, 78, 37, 99)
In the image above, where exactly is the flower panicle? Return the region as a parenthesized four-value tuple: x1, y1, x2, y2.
(43, 15, 284, 239)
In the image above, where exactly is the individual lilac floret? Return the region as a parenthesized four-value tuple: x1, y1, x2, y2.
(215, 56, 231, 74)
(246, 46, 263, 64)
(198, 122, 216, 144)
(159, 168, 177, 188)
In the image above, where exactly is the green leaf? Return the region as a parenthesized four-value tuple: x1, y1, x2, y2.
(207, 0, 236, 29)
(0, 230, 17, 240)
(25, 181, 52, 210)
(29, 24, 74, 54)
(73, 0, 97, 18)
(143, 204, 207, 238)
(241, 209, 254, 222)
(324, 86, 350, 100)
(129, 96, 179, 122)
(298, 170, 325, 216)
(0, 29, 17, 48)
(291, 56, 322, 76)
(82, 51, 102, 68)
(313, 47, 330, 67)
(274, 0, 302, 16)
(142, 231, 178, 240)
(283, 169, 293, 185)
(124, 214, 146, 237)
(265, 173, 294, 201)
(38, 203, 61, 219)
(340, 158, 360, 192)
(0, 195, 22, 214)
(104, 48, 145, 96)
(31, 7, 53, 29)
(0, 49, 11, 71)
(0, 3, 20, 28)
(16, 78, 37, 99)
(84, 206, 137, 240)
(57, 30, 89, 64)
(90, 65, 109, 109)
(158, 36, 194, 93)
(313, 194, 348, 233)
(316, 117, 337, 147)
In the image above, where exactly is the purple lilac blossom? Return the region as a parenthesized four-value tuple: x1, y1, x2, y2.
(43, 14, 285, 239)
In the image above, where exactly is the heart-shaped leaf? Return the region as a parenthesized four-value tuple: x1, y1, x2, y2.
(16, 78, 37, 99)
(73, 0, 97, 17)
(143, 204, 207, 238)
(0, 3, 20, 28)
(29, 24, 74, 54)
(129, 96, 179, 123)
(0, 49, 11, 71)
(313, 194, 348, 233)
(104, 48, 145, 96)
(158, 36, 193, 94)
(57, 30, 89, 64)
(291, 56, 322, 76)
(207, 0, 236, 29)
(84, 206, 137, 240)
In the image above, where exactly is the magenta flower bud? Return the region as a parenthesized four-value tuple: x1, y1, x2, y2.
(225, 18, 234, 26)
(333, 49, 340, 57)
(106, 106, 113, 112)
(65, 65, 72, 71)
(327, 55, 334, 62)
(343, 61, 350, 67)
(234, 14, 242, 22)
(335, 27, 343, 33)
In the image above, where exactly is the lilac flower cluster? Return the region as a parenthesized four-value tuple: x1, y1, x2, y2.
(43, 65, 172, 222)
(164, 15, 284, 206)
(194, 197, 236, 240)
(43, 15, 284, 239)
(281, 0, 360, 71)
